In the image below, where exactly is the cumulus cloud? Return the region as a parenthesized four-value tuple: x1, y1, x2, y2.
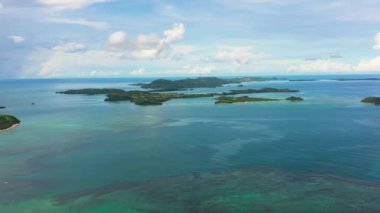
(163, 23, 185, 43)
(106, 23, 186, 60)
(355, 57, 380, 72)
(36, 0, 112, 10)
(8, 35, 25, 44)
(287, 60, 353, 73)
(45, 18, 108, 30)
(374, 33, 380, 50)
(36, 23, 187, 77)
(107, 31, 127, 46)
(136, 34, 160, 48)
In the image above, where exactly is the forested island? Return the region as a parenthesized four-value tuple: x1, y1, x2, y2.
(361, 97, 380, 105)
(215, 96, 304, 104)
(0, 115, 20, 131)
(135, 77, 282, 91)
(222, 88, 299, 95)
(57, 77, 302, 106)
(286, 96, 304, 101)
(215, 96, 279, 104)
(59, 88, 300, 106)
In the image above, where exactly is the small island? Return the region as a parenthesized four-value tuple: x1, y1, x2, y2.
(105, 91, 217, 105)
(286, 96, 304, 101)
(216, 96, 279, 104)
(0, 115, 20, 131)
(0, 106, 5, 109)
(57, 88, 126, 95)
(215, 96, 304, 104)
(361, 97, 380, 105)
(222, 88, 299, 95)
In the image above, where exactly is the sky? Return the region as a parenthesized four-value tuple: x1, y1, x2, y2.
(1, 0, 380, 78)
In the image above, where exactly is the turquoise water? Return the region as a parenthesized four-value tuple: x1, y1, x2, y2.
(0, 76, 380, 212)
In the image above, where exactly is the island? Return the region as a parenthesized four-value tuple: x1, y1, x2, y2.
(0, 106, 5, 109)
(222, 88, 299, 95)
(215, 96, 304, 104)
(57, 77, 301, 106)
(58, 86, 300, 106)
(0, 115, 20, 131)
(215, 96, 279, 104)
(286, 96, 304, 101)
(57, 88, 126, 95)
(361, 97, 380, 105)
(105, 91, 217, 106)
(135, 77, 283, 91)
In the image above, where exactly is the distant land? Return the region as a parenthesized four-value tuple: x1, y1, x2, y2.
(215, 96, 304, 104)
(134, 77, 283, 91)
(57, 77, 378, 106)
(58, 77, 300, 106)
(59, 88, 300, 106)
(290, 78, 380, 82)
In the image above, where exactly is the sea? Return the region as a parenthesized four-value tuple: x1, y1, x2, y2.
(0, 74, 379, 212)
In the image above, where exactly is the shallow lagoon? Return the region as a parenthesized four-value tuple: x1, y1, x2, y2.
(0, 76, 380, 212)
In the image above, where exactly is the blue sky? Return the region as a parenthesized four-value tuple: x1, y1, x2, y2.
(1, 0, 380, 78)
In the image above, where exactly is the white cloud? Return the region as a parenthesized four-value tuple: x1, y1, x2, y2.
(130, 68, 145, 76)
(355, 57, 380, 72)
(52, 42, 86, 52)
(163, 23, 185, 43)
(0, 2, 3, 10)
(374, 33, 380, 50)
(8, 35, 25, 44)
(36, 0, 112, 10)
(287, 60, 353, 73)
(38, 48, 124, 77)
(136, 34, 160, 48)
(185, 65, 215, 75)
(45, 18, 108, 30)
(107, 31, 127, 46)
(212, 47, 267, 65)
(34, 23, 187, 77)
(106, 23, 186, 60)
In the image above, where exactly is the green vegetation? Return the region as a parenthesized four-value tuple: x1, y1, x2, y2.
(361, 97, 380, 105)
(286, 96, 304, 101)
(216, 96, 304, 104)
(58, 85, 300, 106)
(216, 96, 279, 104)
(0, 115, 20, 130)
(222, 88, 298, 95)
(106, 91, 216, 105)
(57, 88, 126, 95)
(137, 77, 282, 90)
